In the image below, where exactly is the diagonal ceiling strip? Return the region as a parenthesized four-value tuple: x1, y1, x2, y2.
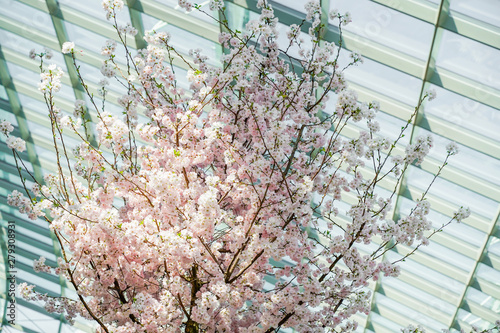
(373, 0, 500, 49)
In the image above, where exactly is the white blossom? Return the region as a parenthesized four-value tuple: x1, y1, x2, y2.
(425, 88, 437, 101)
(61, 42, 75, 54)
(454, 206, 470, 222)
(102, 0, 124, 19)
(44, 48, 53, 59)
(29, 49, 37, 59)
(0, 120, 14, 135)
(342, 12, 352, 25)
(446, 141, 459, 155)
(18, 283, 35, 300)
(6, 136, 26, 152)
(349, 51, 364, 65)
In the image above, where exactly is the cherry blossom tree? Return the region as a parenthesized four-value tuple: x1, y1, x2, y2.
(4, 0, 495, 332)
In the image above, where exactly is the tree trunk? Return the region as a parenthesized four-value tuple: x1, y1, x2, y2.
(185, 319, 199, 333)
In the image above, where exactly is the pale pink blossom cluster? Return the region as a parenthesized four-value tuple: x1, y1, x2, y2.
(6, 136, 26, 152)
(61, 41, 75, 54)
(33, 257, 51, 273)
(177, 0, 193, 11)
(100, 61, 116, 77)
(102, 0, 124, 20)
(404, 134, 433, 165)
(454, 206, 471, 222)
(118, 23, 138, 36)
(425, 88, 437, 101)
(0, 120, 14, 134)
(7, 190, 31, 212)
(209, 0, 224, 11)
(10, 1, 473, 332)
(29, 48, 53, 59)
(349, 51, 364, 65)
(38, 64, 63, 93)
(18, 281, 80, 325)
(101, 39, 117, 56)
(2, 117, 26, 153)
(446, 141, 459, 155)
(73, 99, 86, 118)
(7, 189, 53, 220)
(18, 282, 35, 299)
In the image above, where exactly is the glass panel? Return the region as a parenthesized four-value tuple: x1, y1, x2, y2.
(141, 12, 220, 66)
(417, 239, 475, 272)
(0, 0, 56, 36)
(449, 0, 500, 28)
(375, 293, 446, 330)
(18, 239, 57, 262)
(61, 0, 131, 25)
(370, 311, 404, 331)
(466, 288, 500, 313)
(6, 304, 62, 332)
(0, 29, 56, 59)
(0, 107, 17, 126)
(329, 0, 434, 60)
(423, 84, 500, 142)
(18, 93, 50, 115)
(405, 166, 499, 220)
(0, 168, 28, 185)
(273, 0, 308, 13)
(340, 49, 423, 106)
(488, 237, 500, 257)
(225, 1, 257, 33)
(436, 30, 500, 90)
(386, 246, 465, 295)
(427, 209, 486, 247)
(6, 62, 40, 85)
(77, 61, 128, 95)
(476, 262, 500, 286)
(65, 21, 130, 65)
(18, 269, 61, 295)
(149, 0, 217, 24)
(457, 308, 494, 331)
(33, 143, 57, 163)
(0, 152, 34, 175)
(0, 84, 7, 99)
(7, 62, 74, 102)
(383, 278, 456, 315)
(415, 127, 500, 186)
(62, 324, 92, 333)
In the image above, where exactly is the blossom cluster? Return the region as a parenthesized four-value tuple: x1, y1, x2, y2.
(38, 64, 63, 93)
(61, 41, 75, 54)
(0, 120, 14, 135)
(102, 0, 124, 20)
(1, 120, 26, 152)
(6, 135, 26, 152)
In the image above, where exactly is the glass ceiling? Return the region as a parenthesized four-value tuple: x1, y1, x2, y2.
(0, 0, 499, 332)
